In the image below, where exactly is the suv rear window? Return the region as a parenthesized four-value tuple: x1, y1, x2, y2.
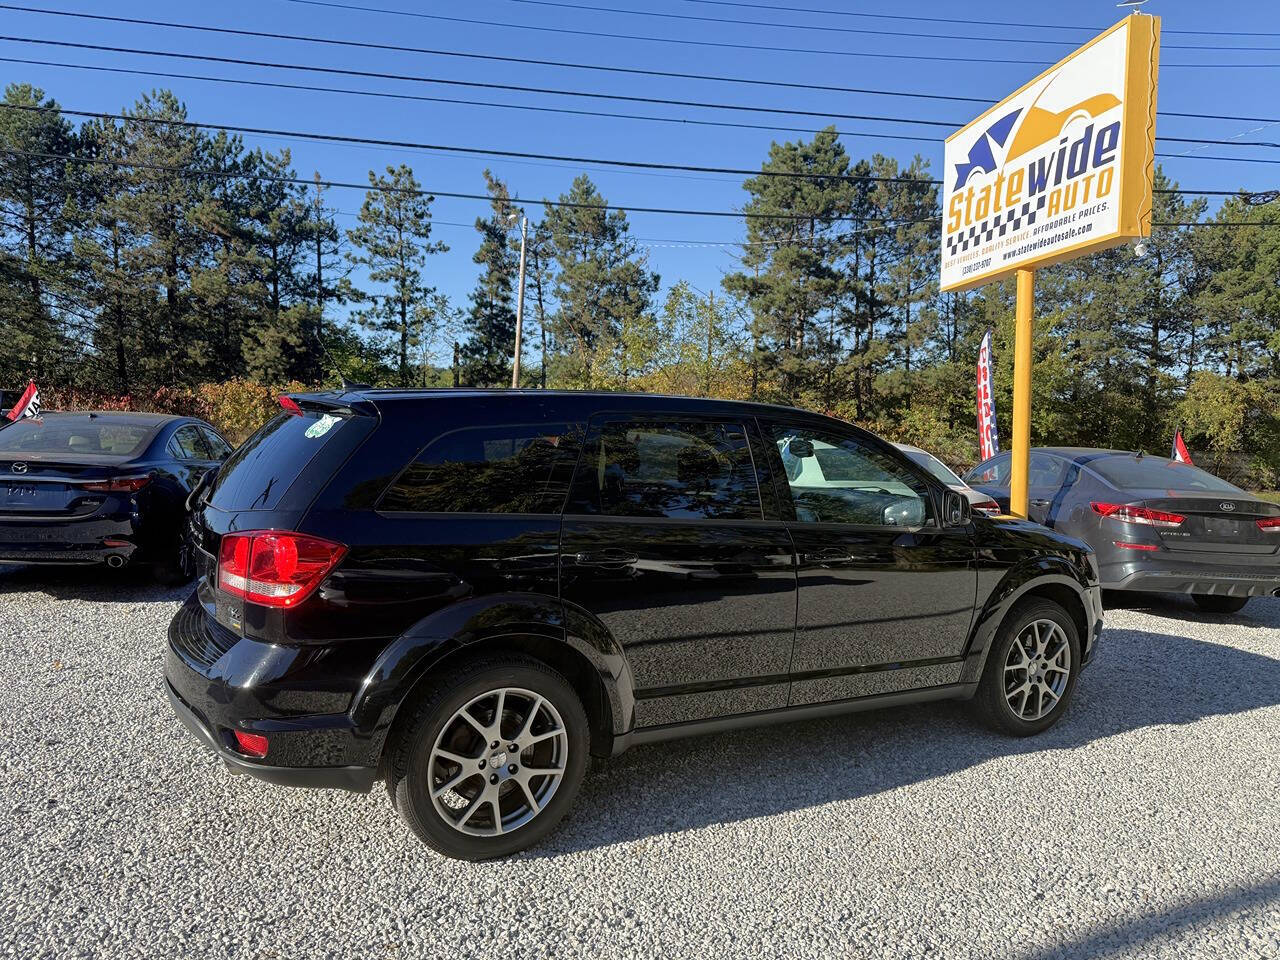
(379, 423, 583, 514)
(209, 410, 352, 511)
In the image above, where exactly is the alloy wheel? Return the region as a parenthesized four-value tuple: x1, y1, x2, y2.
(1003, 619, 1072, 721)
(427, 687, 568, 837)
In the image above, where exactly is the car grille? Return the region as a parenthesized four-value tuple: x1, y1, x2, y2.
(169, 597, 238, 669)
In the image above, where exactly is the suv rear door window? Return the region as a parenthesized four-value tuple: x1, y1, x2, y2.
(378, 423, 583, 514)
(569, 419, 762, 520)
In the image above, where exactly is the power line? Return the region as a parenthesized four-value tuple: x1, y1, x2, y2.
(0, 103, 939, 184)
(0, 5, 1274, 124)
(8, 54, 1280, 168)
(5, 36, 1280, 151)
(0, 146, 943, 223)
(498, 0, 1280, 51)
(3, 103, 1269, 200)
(5, 148, 1276, 231)
(666, 0, 1280, 38)
(8, 2, 1279, 70)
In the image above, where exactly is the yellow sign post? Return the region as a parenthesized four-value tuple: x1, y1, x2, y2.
(939, 14, 1161, 517)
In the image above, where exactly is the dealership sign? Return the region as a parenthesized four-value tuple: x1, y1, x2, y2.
(940, 16, 1160, 292)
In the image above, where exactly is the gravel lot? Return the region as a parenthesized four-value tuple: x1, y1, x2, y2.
(2, 565, 1278, 960)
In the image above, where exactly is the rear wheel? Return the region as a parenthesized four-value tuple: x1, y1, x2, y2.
(973, 598, 1081, 737)
(387, 656, 589, 860)
(1192, 594, 1249, 614)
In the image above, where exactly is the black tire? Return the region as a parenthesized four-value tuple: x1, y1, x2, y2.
(1192, 594, 1249, 614)
(152, 533, 194, 586)
(386, 655, 589, 860)
(972, 598, 1081, 737)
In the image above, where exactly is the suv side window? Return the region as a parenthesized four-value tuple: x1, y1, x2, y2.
(378, 423, 582, 514)
(568, 419, 762, 520)
(769, 424, 932, 527)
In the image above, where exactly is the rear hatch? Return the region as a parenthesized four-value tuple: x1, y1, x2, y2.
(1139, 494, 1280, 555)
(192, 395, 377, 615)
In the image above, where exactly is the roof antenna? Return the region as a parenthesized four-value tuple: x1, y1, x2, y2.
(311, 325, 370, 392)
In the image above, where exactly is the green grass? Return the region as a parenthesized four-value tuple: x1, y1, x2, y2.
(1255, 491, 1280, 504)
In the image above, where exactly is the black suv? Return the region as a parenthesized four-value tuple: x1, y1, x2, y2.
(166, 390, 1103, 859)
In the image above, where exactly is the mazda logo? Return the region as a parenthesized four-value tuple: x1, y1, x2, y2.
(1220, 501, 1236, 512)
(11, 462, 27, 474)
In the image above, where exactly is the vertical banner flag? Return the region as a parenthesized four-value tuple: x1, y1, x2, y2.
(939, 15, 1160, 293)
(4, 380, 39, 421)
(1171, 428, 1192, 464)
(976, 331, 1000, 461)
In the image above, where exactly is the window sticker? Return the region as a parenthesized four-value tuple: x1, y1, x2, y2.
(305, 413, 340, 439)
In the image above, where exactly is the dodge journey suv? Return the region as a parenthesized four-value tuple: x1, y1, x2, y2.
(165, 389, 1103, 859)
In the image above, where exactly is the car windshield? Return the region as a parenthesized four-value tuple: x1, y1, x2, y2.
(903, 450, 963, 485)
(1092, 455, 1241, 493)
(0, 418, 152, 457)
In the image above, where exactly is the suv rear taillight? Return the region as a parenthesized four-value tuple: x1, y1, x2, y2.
(217, 531, 346, 608)
(1091, 502, 1185, 528)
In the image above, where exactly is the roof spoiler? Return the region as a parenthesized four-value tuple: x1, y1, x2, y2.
(280, 391, 379, 419)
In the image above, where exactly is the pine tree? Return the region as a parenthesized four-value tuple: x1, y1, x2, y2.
(460, 171, 518, 387)
(346, 164, 447, 387)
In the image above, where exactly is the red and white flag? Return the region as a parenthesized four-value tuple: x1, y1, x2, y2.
(975, 330, 1000, 461)
(1171, 427, 1193, 464)
(5, 380, 39, 421)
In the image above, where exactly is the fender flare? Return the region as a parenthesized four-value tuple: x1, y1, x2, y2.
(960, 557, 1093, 685)
(349, 592, 632, 759)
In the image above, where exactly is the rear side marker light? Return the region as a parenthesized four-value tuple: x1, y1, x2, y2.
(1257, 518, 1280, 533)
(1114, 541, 1161, 551)
(81, 475, 151, 493)
(1091, 502, 1185, 528)
(233, 730, 269, 758)
(218, 531, 346, 608)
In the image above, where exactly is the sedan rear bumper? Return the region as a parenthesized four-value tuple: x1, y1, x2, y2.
(1102, 563, 1280, 597)
(0, 514, 140, 565)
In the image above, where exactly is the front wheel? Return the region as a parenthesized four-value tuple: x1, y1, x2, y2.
(1192, 594, 1249, 614)
(387, 656, 589, 860)
(972, 598, 1081, 737)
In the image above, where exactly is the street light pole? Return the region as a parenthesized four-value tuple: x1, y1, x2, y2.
(511, 215, 528, 389)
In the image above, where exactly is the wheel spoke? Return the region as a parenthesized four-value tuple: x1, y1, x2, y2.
(457, 791, 487, 827)
(433, 747, 478, 767)
(516, 777, 541, 814)
(515, 695, 544, 742)
(431, 769, 470, 799)
(493, 689, 507, 735)
(489, 797, 504, 834)
(520, 765, 563, 778)
(1041, 682, 1061, 703)
(458, 709, 490, 738)
(524, 728, 563, 747)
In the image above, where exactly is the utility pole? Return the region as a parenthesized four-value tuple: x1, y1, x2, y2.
(511, 215, 528, 388)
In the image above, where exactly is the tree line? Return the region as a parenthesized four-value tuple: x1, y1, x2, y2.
(1, 83, 1277, 485)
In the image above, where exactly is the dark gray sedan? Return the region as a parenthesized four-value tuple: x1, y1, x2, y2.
(965, 447, 1280, 614)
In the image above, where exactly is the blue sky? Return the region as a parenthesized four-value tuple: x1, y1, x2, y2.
(5, 0, 1279, 345)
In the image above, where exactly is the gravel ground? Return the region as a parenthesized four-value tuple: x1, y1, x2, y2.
(2, 565, 1278, 960)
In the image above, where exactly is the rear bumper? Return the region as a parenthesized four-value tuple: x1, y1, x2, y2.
(1102, 561, 1280, 597)
(0, 514, 140, 565)
(164, 592, 381, 793)
(165, 681, 378, 792)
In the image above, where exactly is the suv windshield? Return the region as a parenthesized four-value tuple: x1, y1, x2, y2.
(0, 418, 152, 457)
(1093, 455, 1241, 493)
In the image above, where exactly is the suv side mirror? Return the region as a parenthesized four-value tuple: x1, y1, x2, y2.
(786, 438, 814, 458)
(943, 490, 971, 527)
